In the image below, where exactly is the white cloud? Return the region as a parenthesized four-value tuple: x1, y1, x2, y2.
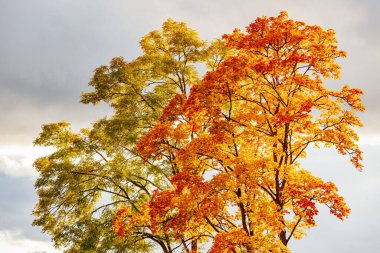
(0, 146, 53, 178)
(358, 133, 380, 146)
(0, 229, 60, 253)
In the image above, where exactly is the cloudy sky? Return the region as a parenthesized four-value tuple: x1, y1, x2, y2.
(0, 0, 379, 252)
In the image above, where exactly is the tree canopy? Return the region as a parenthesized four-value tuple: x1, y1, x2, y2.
(33, 12, 363, 253)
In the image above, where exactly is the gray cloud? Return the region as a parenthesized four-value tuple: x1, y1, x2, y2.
(0, 0, 378, 146)
(0, 174, 48, 241)
(0, 0, 134, 145)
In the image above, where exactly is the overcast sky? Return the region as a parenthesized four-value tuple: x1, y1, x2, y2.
(0, 0, 379, 252)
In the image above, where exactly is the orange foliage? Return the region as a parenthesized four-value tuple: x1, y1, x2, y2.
(114, 12, 363, 252)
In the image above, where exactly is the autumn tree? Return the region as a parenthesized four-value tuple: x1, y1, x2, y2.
(33, 19, 228, 252)
(127, 12, 364, 252)
(34, 13, 363, 253)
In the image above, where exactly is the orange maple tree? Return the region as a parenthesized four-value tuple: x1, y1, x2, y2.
(114, 12, 364, 252)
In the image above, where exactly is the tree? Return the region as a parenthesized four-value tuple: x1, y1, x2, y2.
(33, 19, 227, 252)
(126, 12, 364, 252)
(33, 12, 364, 253)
